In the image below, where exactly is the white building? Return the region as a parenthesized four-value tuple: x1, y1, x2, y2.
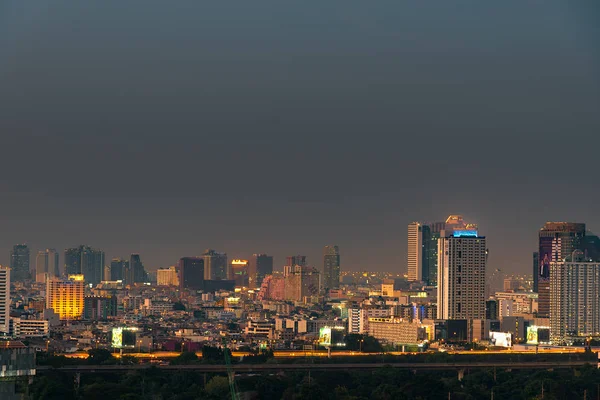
(407, 222, 423, 282)
(550, 256, 600, 343)
(437, 231, 486, 320)
(10, 318, 49, 337)
(347, 307, 391, 334)
(0, 266, 9, 334)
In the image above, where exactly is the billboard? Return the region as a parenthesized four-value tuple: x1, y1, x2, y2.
(319, 327, 332, 347)
(527, 326, 550, 345)
(318, 326, 346, 347)
(489, 331, 512, 348)
(111, 327, 138, 349)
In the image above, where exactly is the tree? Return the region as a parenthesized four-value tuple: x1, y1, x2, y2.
(204, 376, 230, 399)
(344, 334, 383, 352)
(170, 351, 199, 365)
(87, 348, 116, 365)
(173, 301, 186, 311)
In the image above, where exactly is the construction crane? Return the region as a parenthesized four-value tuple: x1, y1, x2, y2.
(222, 336, 239, 400)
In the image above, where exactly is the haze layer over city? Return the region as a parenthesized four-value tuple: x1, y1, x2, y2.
(2, 2, 600, 274)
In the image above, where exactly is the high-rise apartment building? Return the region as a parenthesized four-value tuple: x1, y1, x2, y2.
(64, 245, 105, 285)
(35, 249, 59, 283)
(46, 275, 85, 320)
(178, 257, 204, 290)
(537, 222, 586, 317)
(437, 230, 487, 320)
(0, 266, 10, 334)
(323, 245, 341, 291)
(407, 223, 423, 282)
(408, 216, 477, 286)
(10, 244, 30, 282)
(110, 258, 128, 281)
(157, 266, 179, 286)
(248, 254, 273, 288)
(550, 251, 600, 343)
(203, 249, 228, 280)
(283, 265, 320, 302)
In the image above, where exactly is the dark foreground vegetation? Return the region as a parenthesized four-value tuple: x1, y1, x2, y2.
(30, 362, 600, 400)
(31, 349, 600, 399)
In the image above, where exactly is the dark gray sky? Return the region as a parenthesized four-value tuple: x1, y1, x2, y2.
(1, 1, 599, 274)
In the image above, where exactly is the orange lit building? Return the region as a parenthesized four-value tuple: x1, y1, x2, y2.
(46, 275, 85, 320)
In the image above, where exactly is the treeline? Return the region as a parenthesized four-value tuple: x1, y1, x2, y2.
(30, 363, 600, 399)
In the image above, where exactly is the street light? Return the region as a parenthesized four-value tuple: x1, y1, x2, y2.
(359, 339, 364, 353)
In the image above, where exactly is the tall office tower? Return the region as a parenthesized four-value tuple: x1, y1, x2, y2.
(286, 255, 307, 267)
(283, 265, 320, 302)
(203, 249, 228, 280)
(178, 257, 204, 290)
(35, 249, 59, 283)
(323, 245, 341, 290)
(157, 266, 179, 286)
(0, 266, 10, 334)
(46, 275, 85, 320)
(10, 244, 30, 282)
(230, 259, 249, 287)
(550, 251, 600, 343)
(583, 231, 600, 261)
(532, 252, 539, 292)
(437, 230, 487, 320)
(407, 223, 424, 282)
(64, 245, 105, 284)
(248, 253, 273, 288)
(537, 222, 586, 317)
(81, 246, 105, 285)
(110, 258, 128, 281)
(129, 254, 147, 284)
(64, 247, 82, 276)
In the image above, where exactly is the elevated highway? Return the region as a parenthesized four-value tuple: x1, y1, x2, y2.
(37, 360, 592, 373)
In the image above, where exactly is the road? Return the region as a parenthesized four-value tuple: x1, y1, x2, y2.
(37, 360, 593, 373)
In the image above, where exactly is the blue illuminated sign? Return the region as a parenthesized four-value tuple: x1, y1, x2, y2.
(453, 230, 478, 237)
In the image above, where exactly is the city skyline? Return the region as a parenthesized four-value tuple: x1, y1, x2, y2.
(6, 219, 600, 276)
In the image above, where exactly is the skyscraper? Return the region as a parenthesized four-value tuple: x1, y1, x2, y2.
(129, 254, 147, 284)
(0, 266, 10, 334)
(35, 249, 59, 283)
(286, 255, 307, 267)
(248, 253, 273, 288)
(550, 251, 600, 343)
(408, 216, 476, 286)
(537, 222, 586, 317)
(437, 229, 487, 320)
(110, 258, 128, 281)
(230, 259, 249, 287)
(532, 252, 539, 292)
(407, 223, 423, 282)
(178, 257, 204, 290)
(203, 249, 228, 280)
(10, 244, 30, 282)
(283, 265, 320, 302)
(64, 245, 105, 284)
(46, 275, 85, 320)
(323, 245, 341, 291)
